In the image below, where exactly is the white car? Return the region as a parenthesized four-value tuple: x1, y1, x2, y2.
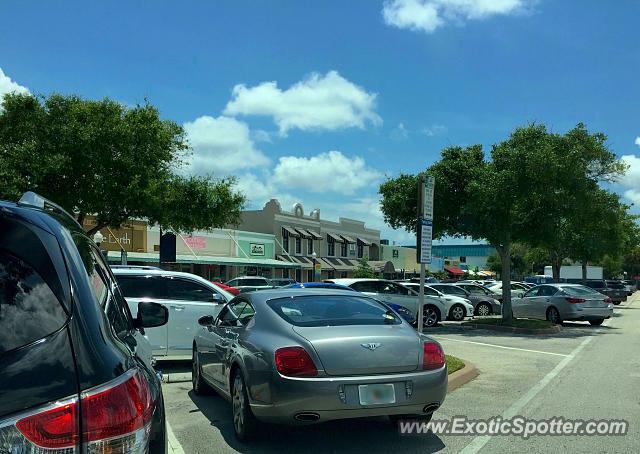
(488, 281, 527, 298)
(402, 282, 475, 322)
(113, 269, 233, 360)
(327, 278, 473, 327)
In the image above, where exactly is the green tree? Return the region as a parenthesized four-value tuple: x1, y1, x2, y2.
(0, 93, 245, 234)
(486, 253, 502, 275)
(353, 256, 376, 278)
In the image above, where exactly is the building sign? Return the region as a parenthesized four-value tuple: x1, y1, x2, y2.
(392, 249, 399, 258)
(250, 243, 265, 256)
(82, 216, 147, 253)
(423, 176, 435, 220)
(417, 219, 433, 264)
(183, 236, 207, 249)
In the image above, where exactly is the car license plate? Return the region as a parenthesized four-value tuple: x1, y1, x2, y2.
(358, 384, 396, 405)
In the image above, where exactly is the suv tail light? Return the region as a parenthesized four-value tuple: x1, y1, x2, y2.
(6, 369, 153, 453)
(604, 297, 613, 304)
(566, 297, 586, 304)
(423, 342, 445, 371)
(275, 347, 318, 377)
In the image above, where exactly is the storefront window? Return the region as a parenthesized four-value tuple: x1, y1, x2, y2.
(295, 236, 301, 254)
(327, 236, 335, 256)
(357, 243, 363, 258)
(307, 238, 313, 255)
(340, 242, 347, 257)
(282, 228, 289, 253)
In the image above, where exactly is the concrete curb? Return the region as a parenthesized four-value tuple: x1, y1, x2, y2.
(163, 372, 192, 384)
(447, 359, 478, 393)
(460, 323, 562, 335)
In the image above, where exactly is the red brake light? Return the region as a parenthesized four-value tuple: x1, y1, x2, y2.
(566, 297, 586, 304)
(16, 401, 77, 449)
(275, 347, 318, 377)
(604, 297, 612, 304)
(82, 370, 153, 442)
(423, 342, 445, 371)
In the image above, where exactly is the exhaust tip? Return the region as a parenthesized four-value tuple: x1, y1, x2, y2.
(423, 403, 440, 414)
(294, 412, 321, 422)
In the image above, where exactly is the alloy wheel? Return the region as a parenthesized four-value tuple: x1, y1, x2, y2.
(423, 307, 439, 327)
(232, 375, 245, 435)
(451, 305, 465, 321)
(477, 303, 491, 316)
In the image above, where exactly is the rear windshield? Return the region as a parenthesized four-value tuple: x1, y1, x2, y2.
(586, 281, 605, 289)
(267, 295, 402, 327)
(606, 281, 624, 289)
(240, 278, 269, 286)
(563, 286, 602, 296)
(0, 249, 68, 354)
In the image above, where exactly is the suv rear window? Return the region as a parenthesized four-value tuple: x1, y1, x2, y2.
(0, 249, 68, 354)
(267, 295, 402, 327)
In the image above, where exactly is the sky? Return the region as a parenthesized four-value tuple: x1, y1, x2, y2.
(1, 0, 640, 245)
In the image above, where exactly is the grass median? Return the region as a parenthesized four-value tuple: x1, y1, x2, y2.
(468, 317, 554, 329)
(445, 355, 465, 375)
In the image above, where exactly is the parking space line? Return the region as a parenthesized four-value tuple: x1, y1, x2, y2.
(436, 337, 569, 357)
(459, 336, 593, 454)
(166, 421, 186, 454)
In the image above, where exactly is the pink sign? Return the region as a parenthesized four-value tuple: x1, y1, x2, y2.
(184, 236, 206, 249)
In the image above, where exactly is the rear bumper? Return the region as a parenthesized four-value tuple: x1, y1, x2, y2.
(249, 367, 448, 425)
(561, 305, 614, 321)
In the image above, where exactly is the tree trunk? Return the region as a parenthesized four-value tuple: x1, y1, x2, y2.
(550, 252, 561, 283)
(497, 243, 513, 323)
(581, 262, 587, 285)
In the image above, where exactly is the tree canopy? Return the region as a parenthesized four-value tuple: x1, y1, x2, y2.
(0, 92, 245, 234)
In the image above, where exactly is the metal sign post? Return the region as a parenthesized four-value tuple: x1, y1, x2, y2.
(416, 175, 435, 333)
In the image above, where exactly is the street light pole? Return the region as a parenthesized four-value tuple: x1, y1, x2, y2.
(312, 251, 317, 282)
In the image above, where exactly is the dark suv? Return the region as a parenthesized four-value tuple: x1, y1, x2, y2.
(585, 279, 627, 305)
(0, 193, 169, 453)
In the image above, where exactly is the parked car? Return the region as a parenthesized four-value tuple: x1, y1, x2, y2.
(513, 284, 613, 325)
(114, 269, 233, 359)
(111, 264, 163, 271)
(270, 277, 298, 287)
(409, 276, 439, 284)
(225, 276, 274, 292)
(584, 280, 627, 304)
(453, 283, 502, 316)
(401, 282, 475, 321)
(1, 192, 168, 452)
(326, 278, 454, 326)
(192, 289, 448, 441)
(488, 282, 527, 299)
(212, 280, 240, 296)
(286, 282, 416, 324)
(621, 280, 636, 296)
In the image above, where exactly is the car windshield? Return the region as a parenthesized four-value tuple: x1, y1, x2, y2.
(267, 295, 402, 327)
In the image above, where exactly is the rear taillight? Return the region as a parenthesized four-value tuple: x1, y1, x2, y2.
(566, 297, 586, 304)
(604, 297, 612, 304)
(16, 400, 77, 449)
(275, 346, 318, 377)
(423, 342, 445, 371)
(11, 369, 153, 453)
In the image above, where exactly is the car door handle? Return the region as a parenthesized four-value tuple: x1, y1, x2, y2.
(171, 305, 185, 311)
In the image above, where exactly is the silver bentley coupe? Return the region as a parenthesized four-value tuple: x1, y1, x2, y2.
(192, 289, 448, 441)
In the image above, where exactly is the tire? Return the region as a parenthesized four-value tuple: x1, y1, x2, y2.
(232, 370, 258, 442)
(475, 302, 492, 317)
(589, 319, 604, 326)
(546, 307, 562, 325)
(389, 413, 433, 425)
(192, 347, 209, 395)
(612, 301, 621, 305)
(448, 304, 466, 321)
(422, 305, 441, 328)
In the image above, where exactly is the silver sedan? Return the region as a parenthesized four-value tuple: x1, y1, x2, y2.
(192, 289, 448, 442)
(512, 284, 614, 325)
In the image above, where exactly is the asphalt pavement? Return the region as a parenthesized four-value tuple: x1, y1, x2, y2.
(161, 293, 640, 453)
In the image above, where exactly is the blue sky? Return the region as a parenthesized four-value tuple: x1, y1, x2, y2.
(2, 0, 640, 245)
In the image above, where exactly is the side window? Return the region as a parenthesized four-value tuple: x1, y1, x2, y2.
(350, 281, 377, 293)
(229, 300, 256, 325)
(391, 283, 410, 295)
(88, 248, 131, 336)
(423, 286, 438, 296)
(524, 287, 540, 298)
(376, 282, 399, 294)
(116, 276, 165, 299)
(538, 286, 557, 297)
(216, 305, 238, 326)
(468, 286, 485, 295)
(165, 278, 215, 302)
(226, 279, 238, 287)
(0, 249, 68, 354)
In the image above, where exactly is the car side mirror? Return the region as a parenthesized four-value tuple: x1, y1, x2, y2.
(210, 293, 224, 303)
(198, 315, 215, 326)
(135, 301, 168, 328)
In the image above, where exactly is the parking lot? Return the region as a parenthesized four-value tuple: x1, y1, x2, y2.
(161, 294, 640, 453)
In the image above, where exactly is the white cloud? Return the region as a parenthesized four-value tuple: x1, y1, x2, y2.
(619, 154, 640, 205)
(272, 150, 382, 195)
(183, 116, 270, 176)
(390, 122, 409, 140)
(422, 124, 446, 136)
(635, 137, 640, 148)
(382, 0, 531, 33)
(223, 71, 382, 136)
(0, 68, 29, 110)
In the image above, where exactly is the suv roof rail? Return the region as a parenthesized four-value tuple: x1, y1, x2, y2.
(18, 192, 81, 229)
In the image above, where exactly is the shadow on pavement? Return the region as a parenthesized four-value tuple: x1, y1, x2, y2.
(188, 390, 446, 453)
